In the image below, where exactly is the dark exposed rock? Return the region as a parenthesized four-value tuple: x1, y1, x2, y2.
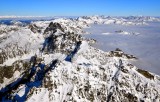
(115, 48, 122, 52)
(28, 24, 41, 33)
(0, 60, 30, 84)
(0, 57, 58, 101)
(107, 48, 137, 59)
(137, 68, 154, 80)
(0, 43, 28, 64)
(44, 22, 64, 35)
(42, 22, 82, 55)
(0, 66, 13, 83)
(123, 92, 138, 102)
(121, 66, 129, 73)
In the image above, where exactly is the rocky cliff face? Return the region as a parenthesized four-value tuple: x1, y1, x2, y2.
(0, 20, 160, 102)
(42, 22, 82, 55)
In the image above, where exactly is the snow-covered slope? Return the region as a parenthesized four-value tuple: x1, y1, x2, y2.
(77, 15, 160, 26)
(40, 45, 160, 102)
(0, 16, 160, 102)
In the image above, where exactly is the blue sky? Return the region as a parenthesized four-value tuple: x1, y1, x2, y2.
(0, 0, 160, 16)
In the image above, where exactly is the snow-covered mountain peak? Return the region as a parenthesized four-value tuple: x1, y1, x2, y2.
(0, 17, 160, 102)
(43, 22, 65, 36)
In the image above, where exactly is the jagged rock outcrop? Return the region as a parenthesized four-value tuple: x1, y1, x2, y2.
(107, 48, 137, 59)
(42, 22, 83, 54)
(0, 24, 43, 65)
(0, 43, 29, 64)
(28, 24, 41, 33)
(0, 60, 30, 90)
(44, 22, 64, 34)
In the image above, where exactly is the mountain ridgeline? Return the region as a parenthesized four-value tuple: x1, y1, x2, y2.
(0, 16, 160, 102)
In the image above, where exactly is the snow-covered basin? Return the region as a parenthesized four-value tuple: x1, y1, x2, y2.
(83, 22, 160, 75)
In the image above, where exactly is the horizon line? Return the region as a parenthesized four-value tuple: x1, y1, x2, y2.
(0, 15, 160, 18)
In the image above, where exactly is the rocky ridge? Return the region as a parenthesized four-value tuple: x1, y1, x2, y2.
(0, 17, 160, 101)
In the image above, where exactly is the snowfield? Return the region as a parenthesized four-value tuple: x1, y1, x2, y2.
(0, 15, 160, 101)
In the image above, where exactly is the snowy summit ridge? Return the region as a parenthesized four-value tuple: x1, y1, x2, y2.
(0, 16, 160, 102)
